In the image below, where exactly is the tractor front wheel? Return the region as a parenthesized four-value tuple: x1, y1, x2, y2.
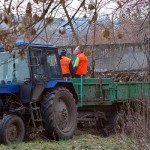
(0, 115, 25, 144)
(41, 87, 77, 140)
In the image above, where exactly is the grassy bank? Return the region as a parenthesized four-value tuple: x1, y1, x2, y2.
(0, 130, 141, 150)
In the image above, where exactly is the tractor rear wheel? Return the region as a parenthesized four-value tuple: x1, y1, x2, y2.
(0, 115, 25, 144)
(41, 87, 77, 140)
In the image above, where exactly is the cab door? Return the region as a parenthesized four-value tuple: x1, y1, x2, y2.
(45, 50, 62, 80)
(29, 47, 62, 84)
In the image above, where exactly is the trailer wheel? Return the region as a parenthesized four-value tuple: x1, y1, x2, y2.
(41, 87, 77, 140)
(96, 118, 107, 134)
(0, 115, 25, 144)
(105, 111, 125, 136)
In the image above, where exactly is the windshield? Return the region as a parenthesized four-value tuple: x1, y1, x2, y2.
(30, 48, 62, 82)
(0, 51, 30, 83)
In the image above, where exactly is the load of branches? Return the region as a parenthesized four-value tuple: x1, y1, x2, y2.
(96, 70, 150, 82)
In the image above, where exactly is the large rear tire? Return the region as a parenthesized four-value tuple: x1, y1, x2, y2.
(41, 87, 77, 140)
(0, 115, 25, 144)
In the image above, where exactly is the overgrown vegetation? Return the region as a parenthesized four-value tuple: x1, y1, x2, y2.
(0, 131, 146, 150)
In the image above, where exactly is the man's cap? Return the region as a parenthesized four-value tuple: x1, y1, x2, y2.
(60, 49, 66, 55)
(75, 46, 79, 51)
(75, 45, 82, 52)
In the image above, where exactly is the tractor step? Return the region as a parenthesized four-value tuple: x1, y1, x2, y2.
(30, 101, 43, 132)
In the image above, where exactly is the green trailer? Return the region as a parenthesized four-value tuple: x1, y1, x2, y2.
(71, 77, 150, 105)
(71, 76, 150, 135)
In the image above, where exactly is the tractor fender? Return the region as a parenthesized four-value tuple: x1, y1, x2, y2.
(44, 80, 78, 103)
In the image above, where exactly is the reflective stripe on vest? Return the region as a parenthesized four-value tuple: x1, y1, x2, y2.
(60, 56, 71, 74)
(75, 53, 88, 75)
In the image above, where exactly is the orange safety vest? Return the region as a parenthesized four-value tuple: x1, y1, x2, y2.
(75, 53, 88, 75)
(60, 56, 71, 74)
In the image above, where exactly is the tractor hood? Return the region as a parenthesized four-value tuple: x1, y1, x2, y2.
(0, 84, 19, 94)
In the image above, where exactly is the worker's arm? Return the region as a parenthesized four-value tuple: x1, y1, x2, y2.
(69, 62, 74, 78)
(73, 57, 79, 73)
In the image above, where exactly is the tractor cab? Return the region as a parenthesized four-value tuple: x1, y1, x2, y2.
(29, 42, 63, 83)
(0, 42, 62, 85)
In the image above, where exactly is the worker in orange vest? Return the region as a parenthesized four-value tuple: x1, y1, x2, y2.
(60, 49, 74, 79)
(73, 45, 88, 78)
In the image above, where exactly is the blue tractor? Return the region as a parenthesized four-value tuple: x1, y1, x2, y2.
(0, 42, 78, 144)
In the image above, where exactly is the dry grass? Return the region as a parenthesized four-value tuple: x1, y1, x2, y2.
(0, 130, 146, 150)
